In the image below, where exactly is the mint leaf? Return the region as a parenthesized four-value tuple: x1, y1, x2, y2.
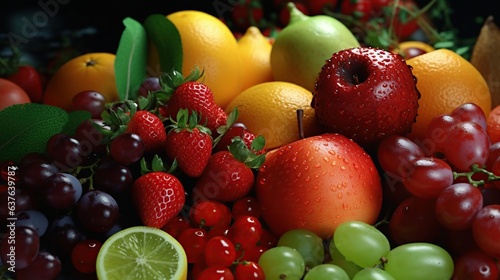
(0, 104, 68, 163)
(115, 17, 148, 101)
(62, 110, 92, 136)
(143, 14, 183, 73)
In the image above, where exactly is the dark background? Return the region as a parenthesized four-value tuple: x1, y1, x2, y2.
(0, 0, 498, 68)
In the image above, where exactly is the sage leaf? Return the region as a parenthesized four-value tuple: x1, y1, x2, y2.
(143, 14, 183, 73)
(0, 104, 68, 163)
(115, 17, 148, 101)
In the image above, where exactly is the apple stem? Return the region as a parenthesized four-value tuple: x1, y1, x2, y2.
(353, 73, 360, 84)
(297, 109, 305, 139)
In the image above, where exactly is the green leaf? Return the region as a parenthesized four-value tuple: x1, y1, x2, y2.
(61, 110, 92, 135)
(115, 17, 148, 101)
(0, 104, 69, 163)
(143, 14, 183, 73)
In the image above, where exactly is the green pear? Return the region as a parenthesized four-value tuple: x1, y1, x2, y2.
(270, 2, 360, 92)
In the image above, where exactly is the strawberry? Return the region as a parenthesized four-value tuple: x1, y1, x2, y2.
(212, 107, 263, 154)
(126, 110, 167, 154)
(165, 109, 213, 178)
(0, 47, 44, 103)
(193, 135, 266, 203)
(158, 68, 227, 136)
(131, 171, 185, 228)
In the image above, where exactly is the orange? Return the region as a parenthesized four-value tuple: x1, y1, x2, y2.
(487, 104, 500, 144)
(43, 53, 118, 111)
(237, 26, 274, 91)
(406, 48, 491, 140)
(148, 11, 243, 109)
(224, 81, 322, 150)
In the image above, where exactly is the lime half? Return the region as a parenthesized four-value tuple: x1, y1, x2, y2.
(96, 226, 187, 280)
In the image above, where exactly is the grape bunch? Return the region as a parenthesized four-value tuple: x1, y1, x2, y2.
(377, 102, 500, 279)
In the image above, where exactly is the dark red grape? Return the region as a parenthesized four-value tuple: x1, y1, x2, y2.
(93, 161, 133, 197)
(403, 157, 454, 198)
(15, 251, 62, 280)
(452, 250, 499, 280)
(435, 183, 483, 230)
(451, 102, 488, 131)
(0, 188, 37, 220)
(472, 205, 500, 259)
(18, 161, 58, 190)
(47, 133, 84, 171)
(109, 133, 145, 165)
(389, 196, 444, 245)
(377, 135, 425, 179)
(44, 173, 83, 210)
(425, 114, 460, 154)
(138, 76, 162, 97)
(0, 226, 39, 269)
(75, 190, 119, 233)
(481, 187, 500, 206)
(45, 215, 85, 260)
(71, 90, 107, 119)
(444, 121, 490, 171)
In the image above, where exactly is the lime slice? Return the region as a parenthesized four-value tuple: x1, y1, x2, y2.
(96, 226, 187, 280)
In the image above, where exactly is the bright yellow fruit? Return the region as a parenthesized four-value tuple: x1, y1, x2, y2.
(237, 26, 274, 91)
(225, 81, 322, 150)
(148, 10, 243, 109)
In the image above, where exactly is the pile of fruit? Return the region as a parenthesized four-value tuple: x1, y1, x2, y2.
(1, 1, 499, 279)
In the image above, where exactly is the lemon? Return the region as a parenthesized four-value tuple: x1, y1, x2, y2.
(225, 81, 322, 150)
(237, 26, 274, 91)
(96, 226, 187, 280)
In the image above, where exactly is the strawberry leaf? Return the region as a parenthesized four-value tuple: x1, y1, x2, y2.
(0, 104, 68, 163)
(115, 17, 148, 101)
(143, 14, 183, 73)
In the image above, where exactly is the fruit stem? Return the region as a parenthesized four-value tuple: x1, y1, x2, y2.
(297, 109, 305, 139)
(453, 164, 500, 187)
(287, 2, 308, 25)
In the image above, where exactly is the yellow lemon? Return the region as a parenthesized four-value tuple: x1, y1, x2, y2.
(225, 81, 322, 150)
(237, 26, 274, 91)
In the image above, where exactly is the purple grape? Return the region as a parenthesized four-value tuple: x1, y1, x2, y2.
(18, 162, 58, 190)
(138, 76, 162, 97)
(109, 133, 145, 165)
(47, 133, 84, 171)
(44, 173, 83, 210)
(75, 190, 119, 233)
(45, 215, 85, 260)
(93, 161, 133, 197)
(71, 90, 107, 119)
(16, 210, 49, 237)
(15, 251, 61, 280)
(0, 226, 39, 269)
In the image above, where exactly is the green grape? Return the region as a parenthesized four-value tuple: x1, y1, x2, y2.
(303, 263, 349, 280)
(258, 246, 305, 280)
(328, 242, 363, 278)
(277, 229, 325, 268)
(353, 267, 395, 280)
(333, 221, 390, 268)
(384, 242, 454, 280)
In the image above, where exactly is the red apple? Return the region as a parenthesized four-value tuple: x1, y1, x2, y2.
(255, 133, 383, 239)
(312, 47, 420, 150)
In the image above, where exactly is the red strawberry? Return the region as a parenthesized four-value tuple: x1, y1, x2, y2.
(0, 47, 44, 103)
(126, 110, 167, 154)
(159, 68, 227, 136)
(165, 109, 213, 177)
(212, 107, 263, 154)
(193, 135, 266, 202)
(131, 171, 185, 228)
